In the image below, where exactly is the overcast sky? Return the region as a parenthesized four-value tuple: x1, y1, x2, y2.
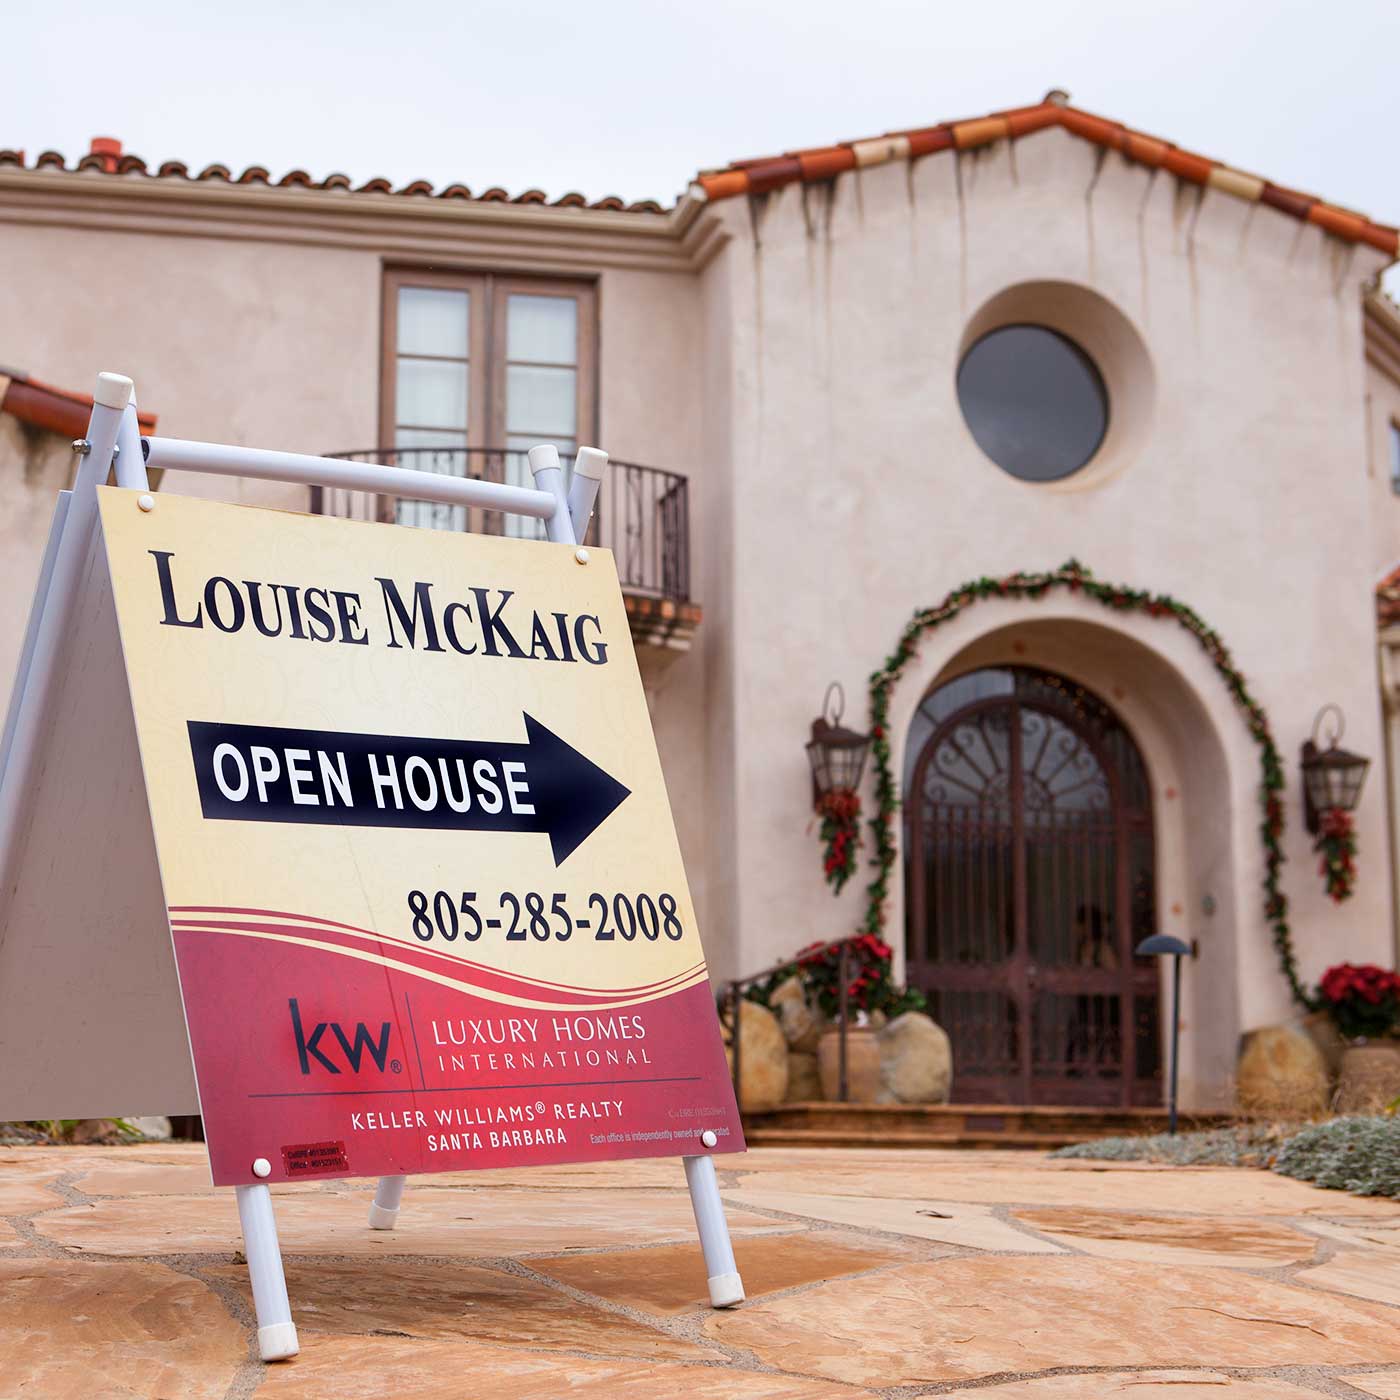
(7, 0, 1397, 284)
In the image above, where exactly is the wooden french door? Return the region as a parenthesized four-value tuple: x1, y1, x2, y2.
(905, 668, 1161, 1107)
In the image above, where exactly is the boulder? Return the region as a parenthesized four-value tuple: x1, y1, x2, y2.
(723, 999, 789, 1112)
(127, 1116, 173, 1141)
(877, 1012, 953, 1104)
(1236, 1023, 1330, 1118)
(770, 976, 827, 1053)
(785, 1051, 822, 1102)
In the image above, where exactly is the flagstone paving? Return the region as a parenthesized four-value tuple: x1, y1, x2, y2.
(3, 1142, 1400, 1398)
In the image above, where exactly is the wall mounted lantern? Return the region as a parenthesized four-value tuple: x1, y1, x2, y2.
(805, 684, 871, 894)
(1301, 704, 1370, 836)
(805, 682, 870, 807)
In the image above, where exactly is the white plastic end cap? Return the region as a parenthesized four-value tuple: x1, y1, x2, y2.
(707, 1272, 745, 1308)
(257, 1321, 300, 1362)
(367, 1201, 400, 1230)
(527, 444, 561, 476)
(251, 1157, 272, 1179)
(573, 446, 609, 481)
(94, 372, 134, 410)
(701, 1129, 719, 1149)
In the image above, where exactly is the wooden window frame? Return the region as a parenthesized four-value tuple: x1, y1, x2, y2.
(488, 275, 598, 458)
(379, 268, 598, 529)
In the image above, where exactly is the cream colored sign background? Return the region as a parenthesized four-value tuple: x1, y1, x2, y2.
(97, 487, 707, 1004)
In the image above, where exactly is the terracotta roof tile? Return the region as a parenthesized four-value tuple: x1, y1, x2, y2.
(0, 367, 157, 436)
(851, 135, 908, 167)
(1001, 104, 1060, 139)
(695, 168, 750, 201)
(952, 115, 1009, 149)
(1260, 182, 1315, 220)
(904, 126, 956, 158)
(1123, 131, 1170, 168)
(0, 136, 671, 215)
(1208, 166, 1266, 202)
(1058, 108, 1122, 146)
(1161, 145, 1215, 183)
(742, 155, 803, 195)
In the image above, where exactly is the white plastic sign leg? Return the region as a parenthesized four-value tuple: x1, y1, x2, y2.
(682, 1154, 745, 1307)
(368, 1174, 407, 1230)
(235, 1185, 299, 1361)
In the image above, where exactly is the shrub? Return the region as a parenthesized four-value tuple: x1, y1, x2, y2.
(1053, 1125, 1284, 1168)
(1273, 1115, 1400, 1196)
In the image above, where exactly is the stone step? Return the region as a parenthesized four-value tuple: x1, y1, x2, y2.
(742, 1127, 1084, 1150)
(740, 1101, 1224, 1150)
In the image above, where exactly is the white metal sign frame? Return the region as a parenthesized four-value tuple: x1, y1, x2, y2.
(0, 372, 745, 1363)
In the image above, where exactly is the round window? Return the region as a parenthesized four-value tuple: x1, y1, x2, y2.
(956, 324, 1109, 482)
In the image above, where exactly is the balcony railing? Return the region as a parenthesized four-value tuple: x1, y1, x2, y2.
(316, 447, 691, 603)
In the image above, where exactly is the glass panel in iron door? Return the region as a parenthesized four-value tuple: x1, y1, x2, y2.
(1021, 704, 1123, 1104)
(917, 704, 1019, 1100)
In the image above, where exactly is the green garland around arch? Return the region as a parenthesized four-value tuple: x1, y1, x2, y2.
(858, 559, 1310, 1009)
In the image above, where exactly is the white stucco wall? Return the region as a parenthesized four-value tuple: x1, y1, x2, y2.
(698, 126, 1393, 1081)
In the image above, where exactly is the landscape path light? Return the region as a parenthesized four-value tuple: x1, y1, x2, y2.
(1136, 933, 1191, 1135)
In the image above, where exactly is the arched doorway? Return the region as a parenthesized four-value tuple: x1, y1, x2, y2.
(904, 666, 1161, 1107)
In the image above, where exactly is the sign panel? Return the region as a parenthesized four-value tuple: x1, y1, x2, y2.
(96, 488, 742, 1184)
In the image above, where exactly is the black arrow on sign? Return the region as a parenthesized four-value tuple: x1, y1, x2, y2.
(187, 714, 632, 865)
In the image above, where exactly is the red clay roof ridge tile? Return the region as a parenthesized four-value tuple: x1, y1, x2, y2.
(691, 97, 1398, 257)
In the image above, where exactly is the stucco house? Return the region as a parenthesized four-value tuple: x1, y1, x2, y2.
(3, 93, 1399, 1114)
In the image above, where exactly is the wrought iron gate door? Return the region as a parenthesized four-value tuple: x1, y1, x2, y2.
(905, 668, 1161, 1107)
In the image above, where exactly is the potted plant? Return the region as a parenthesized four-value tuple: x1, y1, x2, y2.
(793, 935, 925, 1103)
(1316, 963, 1400, 1112)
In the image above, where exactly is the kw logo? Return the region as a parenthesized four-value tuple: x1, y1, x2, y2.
(289, 998, 394, 1075)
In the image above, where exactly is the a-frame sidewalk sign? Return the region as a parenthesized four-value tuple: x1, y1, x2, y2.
(0, 373, 746, 1362)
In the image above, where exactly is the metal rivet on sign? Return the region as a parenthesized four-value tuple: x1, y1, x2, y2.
(137, 494, 155, 513)
(701, 1129, 718, 1149)
(252, 1158, 272, 1178)
(575, 547, 590, 565)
